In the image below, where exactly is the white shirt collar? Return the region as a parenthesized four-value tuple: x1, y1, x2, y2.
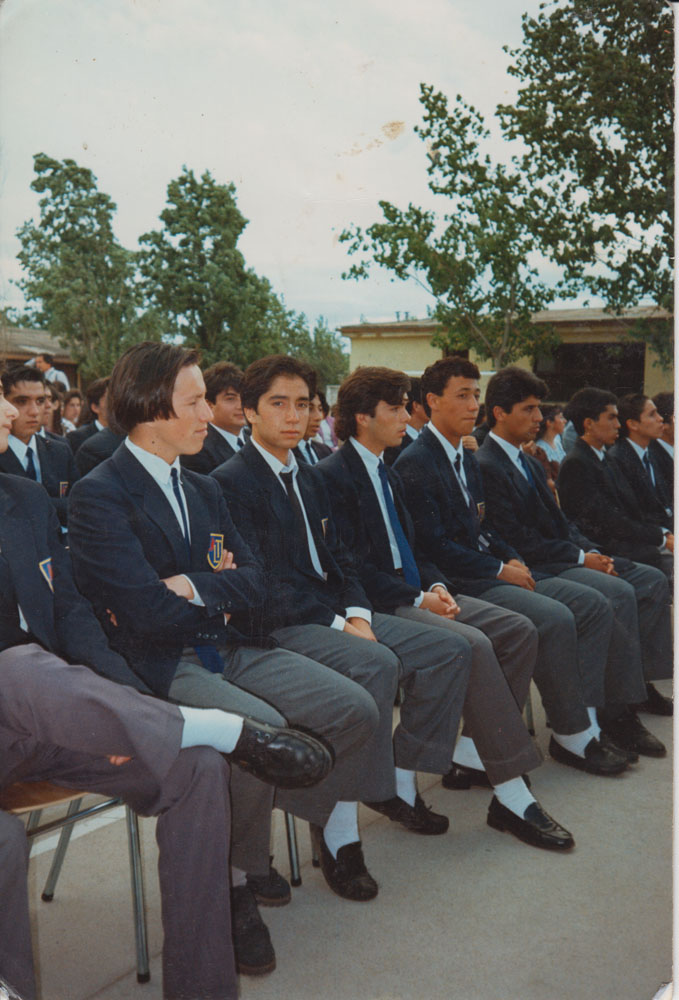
(250, 436, 297, 482)
(488, 430, 523, 466)
(349, 436, 383, 472)
(625, 438, 648, 462)
(587, 442, 606, 460)
(427, 421, 465, 468)
(8, 434, 38, 463)
(124, 436, 181, 488)
(657, 439, 674, 458)
(210, 423, 241, 450)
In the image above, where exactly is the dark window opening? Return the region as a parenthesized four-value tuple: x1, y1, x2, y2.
(534, 342, 645, 401)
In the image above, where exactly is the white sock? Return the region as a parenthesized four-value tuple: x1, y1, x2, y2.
(452, 735, 484, 772)
(231, 867, 247, 887)
(323, 801, 359, 859)
(178, 706, 244, 754)
(586, 707, 601, 739)
(395, 767, 417, 806)
(493, 777, 536, 818)
(552, 728, 595, 758)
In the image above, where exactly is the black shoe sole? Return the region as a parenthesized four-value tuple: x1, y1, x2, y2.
(486, 812, 575, 852)
(236, 958, 277, 976)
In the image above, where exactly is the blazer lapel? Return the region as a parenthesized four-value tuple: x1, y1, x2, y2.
(0, 487, 56, 650)
(342, 442, 394, 555)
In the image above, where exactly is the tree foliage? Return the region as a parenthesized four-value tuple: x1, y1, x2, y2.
(14, 153, 156, 380)
(498, 0, 672, 366)
(138, 168, 348, 379)
(340, 85, 561, 368)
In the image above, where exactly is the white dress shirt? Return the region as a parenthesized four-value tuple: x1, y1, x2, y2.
(8, 434, 42, 482)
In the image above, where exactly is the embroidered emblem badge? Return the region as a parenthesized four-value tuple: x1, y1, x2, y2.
(59, 481, 69, 498)
(39, 557, 54, 592)
(207, 533, 224, 569)
(321, 517, 328, 537)
(476, 501, 486, 522)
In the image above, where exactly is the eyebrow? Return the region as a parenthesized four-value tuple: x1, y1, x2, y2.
(268, 394, 309, 403)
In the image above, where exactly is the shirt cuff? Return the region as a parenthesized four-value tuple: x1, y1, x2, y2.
(428, 582, 447, 593)
(413, 591, 425, 608)
(330, 615, 345, 630)
(345, 606, 372, 624)
(183, 576, 204, 606)
(495, 561, 505, 578)
(577, 550, 586, 565)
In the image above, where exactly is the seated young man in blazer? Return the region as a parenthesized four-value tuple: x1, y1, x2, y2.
(396, 357, 642, 778)
(212, 355, 481, 898)
(557, 387, 673, 716)
(649, 391, 674, 497)
(316, 366, 575, 853)
(476, 366, 669, 759)
(0, 366, 78, 529)
(67, 342, 375, 976)
(0, 378, 322, 1000)
(181, 361, 246, 474)
(608, 393, 674, 567)
(66, 376, 109, 454)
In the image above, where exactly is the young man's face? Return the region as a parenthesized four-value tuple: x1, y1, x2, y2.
(211, 387, 245, 435)
(493, 395, 542, 447)
(5, 380, 47, 443)
(143, 364, 212, 462)
(305, 395, 324, 440)
(356, 395, 409, 452)
(427, 376, 480, 444)
(91, 391, 108, 426)
(0, 387, 19, 453)
(35, 356, 49, 373)
(627, 397, 664, 446)
(584, 404, 620, 449)
(245, 375, 310, 462)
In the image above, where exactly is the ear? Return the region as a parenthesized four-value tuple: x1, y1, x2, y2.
(491, 404, 506, 425)
(355, 411, 370, 431)
(425, 391, 438, 413)
(243, 405, 258, 426)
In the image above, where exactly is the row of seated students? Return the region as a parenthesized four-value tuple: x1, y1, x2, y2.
(0, 346, 672, 1000)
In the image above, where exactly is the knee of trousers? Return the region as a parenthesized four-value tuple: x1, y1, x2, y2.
(359, 646, 401, 707)
(156, 746, 231, 814)
(0, 811, 30, 869)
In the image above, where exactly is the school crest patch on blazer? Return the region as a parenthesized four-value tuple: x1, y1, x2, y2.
(207, 533, 224, 569)
(59, 481, 69, 498)
(39, 557, 54, 591)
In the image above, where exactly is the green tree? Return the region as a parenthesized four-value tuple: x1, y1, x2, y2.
(15, 153, 155, 379)
(498, 0, 672, 366)
(139, 167, 349, 378)
(340, 85, 561, 369)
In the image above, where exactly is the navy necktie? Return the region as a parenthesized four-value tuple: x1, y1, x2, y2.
(170, 468, 191, 559)
(454, 453, 477, 518)
(280, 471, 316, 572)
(642, 451, 656, 488)
(377, 460, 420, 588)
(518, 451, 536, 487)
(25, 446, 37, 481)
(305, 441, 318, 465)
(237, 437, 244, 449)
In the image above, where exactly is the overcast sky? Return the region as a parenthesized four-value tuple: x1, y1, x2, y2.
(1, 0, 572, 335)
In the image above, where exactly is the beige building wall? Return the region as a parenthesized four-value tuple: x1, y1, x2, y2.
(348, 332, 442, 373)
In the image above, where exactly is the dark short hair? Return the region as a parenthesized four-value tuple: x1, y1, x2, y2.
(317, 390, 330, 417)
(85, 377, 110, 408)
(405, 377, 422, 415)
(617, 393, 649, 438)
(566, 388, 617, 436)
(240, 355, 316, 415)
(37, 353, 53, 366)
(335, 367, 411, 441)
(653, 391, 674, 424)
(202, 361, 244, 404)
(485, 367, 548, 428)
(108, 342, 201, 435)
(63, 388, 84, 405)
(537, 403, 563, 439)
(2, 365, 45, 394)
(420, 357, 481, 417)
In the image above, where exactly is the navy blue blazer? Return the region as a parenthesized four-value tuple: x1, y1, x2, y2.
(394, 426, 520, 596)
(67, 443, 267, 696)
(0, 473, 147, 691)
(181, 423, 238, 476)
(293, 440, 333, 466)
(649, 439, 674, 501)
(75, 428, 124, 478)
(557, 436, 665, 566)
(211, 441, 371, 632)
(317, 440, 448, 613)
(608, 438, 673, 531)
(477, 435, 595, 574)
(0, 434, 78, 527)
(66, 421, 98, 455)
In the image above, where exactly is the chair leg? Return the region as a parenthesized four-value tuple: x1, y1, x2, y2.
(25, 809, 43, 849)
(310, 824, 319, 868)
(283, 811, 302, 887)
(125, 807, 150, 984)
(41, 798, 83, 901)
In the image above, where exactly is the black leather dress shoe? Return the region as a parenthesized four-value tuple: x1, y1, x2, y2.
(549, 735, 628, 775)
(310, 825, 378, 901)
(364, 794, 449, 834)
(442, 764, 532, 790)
(442, 763, 492, 789)
(229, 719, 334, 788)
(487, 796, 575, 851)
(246, 857, 291, 907)
(231, 885, 276, 975)
(598, 732, 639, 764)
(600, 709, 666, 758)
(633, 682, 673, 717)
